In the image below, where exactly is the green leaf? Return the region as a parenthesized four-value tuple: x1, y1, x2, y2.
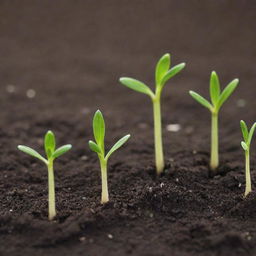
(44, 131, 56, 158)
(248, 122, 256, 145)
(210, 71, 220, 106)
(189, 91, 213, 111)
(160, 63, 186, 86)
(18, 145, 47, 164)
(240, 120, 249, 142)
(217, 78, 239, 110)
(52, 144, 72, 159)
(155, 53, 170, 86)
(241, 141, 248, 151)
(119, 77, 154, 98)
(105, 134, 130, 160)
(93, 110, 105, 149)
(88, 140, 101, 154)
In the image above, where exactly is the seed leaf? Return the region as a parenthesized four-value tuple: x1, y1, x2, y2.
(88, 140, 101, 154)
(18, 145, 47, 164)
(160, 63, 186, 86)
(155, 53, 170, 86)
(44, 131, 56, 158)
(217, 79, 239, 110)
(119, 77, 154, 98)
(240, 120, 249, 142)
(248, 122, 256, 145)
(210, 71, 220, 106)
(241, 141, 248, 151)
(105, 134, 130, 160)
(52, 144, 72, 159)
(93, 110, 105, 149)
(189, 91, 213, 111)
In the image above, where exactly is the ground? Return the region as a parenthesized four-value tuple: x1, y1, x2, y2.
(1, 1, 256, 256)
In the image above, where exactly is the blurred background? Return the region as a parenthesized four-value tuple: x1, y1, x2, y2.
(0, 0, 256, 157)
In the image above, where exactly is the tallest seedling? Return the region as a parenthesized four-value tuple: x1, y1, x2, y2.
(189, 72, 239, 171)
(119, 54, 185, 175)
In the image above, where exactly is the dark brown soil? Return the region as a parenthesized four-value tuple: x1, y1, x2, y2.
(1, 1, 256, 255)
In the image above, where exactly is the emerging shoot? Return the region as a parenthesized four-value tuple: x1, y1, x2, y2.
(189, 71, 239, 171)
(88, 110, 130, 204)
(119, 53, 185, 175)
(240, 120, 256, 197)
(18, 131, 72, 220)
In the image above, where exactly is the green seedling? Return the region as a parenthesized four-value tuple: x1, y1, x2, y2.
(240, 120, 256, 197)
(119, 53, 185, 175)
(18, 131, 72, 220)
(189, 71, 239, 171)
(89, 110, 130, 204)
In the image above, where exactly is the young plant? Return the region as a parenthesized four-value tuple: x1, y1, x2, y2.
(88, 110, 130, 204)
(240, 120, 256, 197)
(18, 131, 72, 220)
(119, 53, 185, 175)
(189, 71, 239, 171)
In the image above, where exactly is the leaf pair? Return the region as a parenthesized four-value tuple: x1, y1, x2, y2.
(89, 110, 130, 161)
(240, 120, 256, 151)
(18, 131, 72, 164)
(189, 71, 239, 113)
(119, 53, 185, 99)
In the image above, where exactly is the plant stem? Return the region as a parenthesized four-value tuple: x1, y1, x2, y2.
(100, 158, 109, 204)
(47, 159, 56, 221)
(244, 150, 252, 197)
(210, 112, 219, 171)
(153, 95, 164, 175)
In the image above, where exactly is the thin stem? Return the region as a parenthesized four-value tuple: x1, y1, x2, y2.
(100, 157, 109, 204)
(210, 112, 219, 171)
(153, 94, 164, 175)
(47, 159, 56, 221)
(244, 150, 252, 197)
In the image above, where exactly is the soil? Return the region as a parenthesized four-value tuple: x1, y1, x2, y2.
(1, 1, 256, 255)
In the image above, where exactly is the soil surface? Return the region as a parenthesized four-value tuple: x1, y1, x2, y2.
(1, 1, 256, 256)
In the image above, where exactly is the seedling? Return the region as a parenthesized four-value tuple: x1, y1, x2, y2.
(88, 110, 130, 204)
(18, 131, 72, 220)
(189, 71, 239, 171)
(119, 53, 185, 175)
(240, 120, 256, 197)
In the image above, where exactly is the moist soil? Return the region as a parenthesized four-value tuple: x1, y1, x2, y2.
(1, 1, 256, 256)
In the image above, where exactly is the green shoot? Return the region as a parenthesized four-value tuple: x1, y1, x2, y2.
(89, 110, 130, 204)
(240, 120, 256, 197)
(18, 131, 72, 220)
(119, 53, 185, 175)
(189, 71, 239, 171)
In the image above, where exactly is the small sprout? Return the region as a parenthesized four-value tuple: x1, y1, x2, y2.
(240, 120, 256, 197)
(18, 131, 72, 220)
(89, 110, 130, 204)
(189, 71, 239, 171)
(119, 53, 185, 175)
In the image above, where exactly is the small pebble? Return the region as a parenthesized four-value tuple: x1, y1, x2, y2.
(148, 187, 153, 193)
(175, 178, 179, 182)
(26, 89, 36, 98)
(149, 213, 154, 218)
(192, 150, 197, 154)
(9, 209, 13, 212)
(238, 183, 242, 188)
(6, 84, 16, 93)
(82, 197, 86, 200)
(107, 234, 113, 239)
(237, 99, 246, 108)
(166, 124, 181, 132)
(79, 236, 86, 242)
(160, 182, 164, 188)
(81, 155, 88, 161)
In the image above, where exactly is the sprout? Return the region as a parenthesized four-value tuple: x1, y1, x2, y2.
(119, 53, 185, 175)
(240, 120, 256, 197)
(189, 71, 239, 171)
(89, 110, 130, 204)
(18, 131, 72, 220)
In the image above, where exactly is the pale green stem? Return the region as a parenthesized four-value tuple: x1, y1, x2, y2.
(47, 159, 56, 221)
(153, 94, 164, 175)
(100, 158, 109, 204)
(244, 150, 252, 197)
(210, 112, 219, 171)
